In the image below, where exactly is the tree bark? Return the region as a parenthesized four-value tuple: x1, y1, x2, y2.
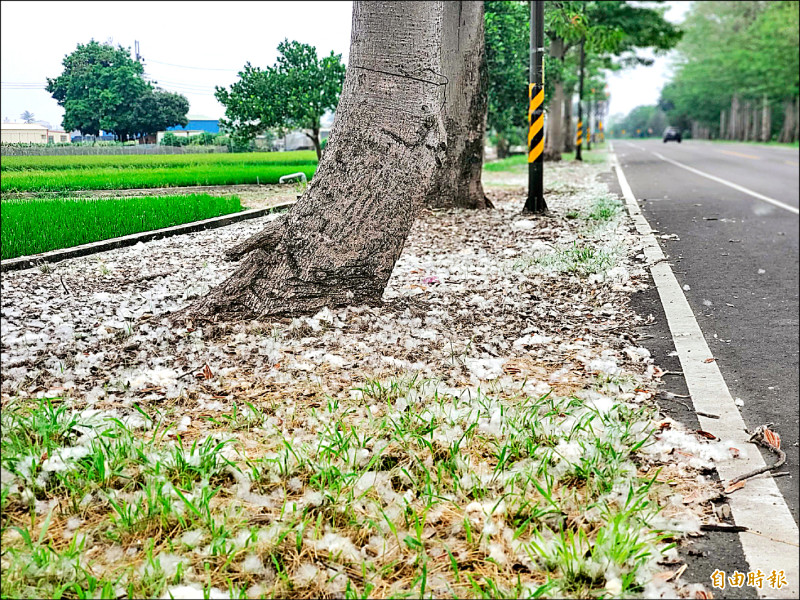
(184, 1, 447, 322)
(304, 127, 322, 160)
(425, 0, 488, 209)
(543, 37, 564, 161)
(779, 99, 795, 143)
(720, 110, 726, 140)
(729, 96, 738, 140)
(495, 135, 509, 159)
(563, 88, 574, 152)
(761, 95, 771, 142)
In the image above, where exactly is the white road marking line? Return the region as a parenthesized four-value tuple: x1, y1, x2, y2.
(609, 143, 799, 599)
(651, 151, 799, 215)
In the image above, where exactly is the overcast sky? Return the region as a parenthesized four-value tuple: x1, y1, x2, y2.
(1, 0, 688, 130)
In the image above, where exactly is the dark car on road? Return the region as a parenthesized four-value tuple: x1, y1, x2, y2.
(663, 127, 682, 143)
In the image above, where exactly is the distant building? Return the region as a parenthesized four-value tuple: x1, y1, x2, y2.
(2, 122, 70, 144)
(70, 130, 116, 143)
(274, 129, 330, 151)
(157, 116, 220, 142)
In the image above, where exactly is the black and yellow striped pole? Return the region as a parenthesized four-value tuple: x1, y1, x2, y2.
(598, 119, 604, 143)
(575, 37, 585, 161)
(586, 98, 592, 151)
(524, 0, 547, 213)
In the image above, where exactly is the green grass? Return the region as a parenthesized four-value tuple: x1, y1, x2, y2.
(1, 194, 242, 259)
(1, 164, 318, 193)
(0, 150, 318, 172)
(483, 154, 529, 171)
(560, 148, 608, 164)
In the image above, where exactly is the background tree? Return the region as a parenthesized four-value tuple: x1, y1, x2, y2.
(659, 1, 798, 142)
(20, 111, 36, 124)
(46, 40, 189, 140)
(216, 40, 346, 160)
(186, 1, 447, 322)
(484, 1, 558, 159)
(543, 1, 681, 154)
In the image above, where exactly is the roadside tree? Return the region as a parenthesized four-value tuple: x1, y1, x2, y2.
(186, 1, 447, 321)
(46, 40, 189, 140)
(426, 0, 490, 209)
(215, 40, 346, 160)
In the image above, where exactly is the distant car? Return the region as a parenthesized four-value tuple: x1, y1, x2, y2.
(663, 127, 682, 143)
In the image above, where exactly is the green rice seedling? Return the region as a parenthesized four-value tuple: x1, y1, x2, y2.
(1, 150, 317, 172)
(1, 193, 242, 259)
(1, 163, 318, 193)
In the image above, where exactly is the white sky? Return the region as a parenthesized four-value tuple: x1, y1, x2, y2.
(1, 0, 687, 130)
(0, 1, 353, 128)
(605, 1, 691, 117)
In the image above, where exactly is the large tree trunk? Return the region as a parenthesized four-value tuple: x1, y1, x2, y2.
(543, 37, 564, 161)
(761, 95, 771, 142)
(184, 1, 447, 322)
(425, 0, 488, 209)
(563, 90, 574, 152)
(720, 110, 726, 140)
(729, 95, 739, 140)
(778, 98, 795, 143)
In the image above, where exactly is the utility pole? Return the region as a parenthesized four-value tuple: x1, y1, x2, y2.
(524, 0, 547, 213)
(586, 92, 592, 151)
(135, 40, 141, 62)
(575, 37, 585, 161)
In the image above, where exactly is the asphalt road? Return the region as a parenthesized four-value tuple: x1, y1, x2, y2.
(611, 139, 799, 526)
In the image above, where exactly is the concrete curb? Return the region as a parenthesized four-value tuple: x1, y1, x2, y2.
(610, 144, 799, 599)
(1, 200, 297, 273)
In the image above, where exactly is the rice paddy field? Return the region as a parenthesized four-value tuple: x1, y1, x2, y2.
(1, 194, 244, 260)
(0, 151, 318, 193)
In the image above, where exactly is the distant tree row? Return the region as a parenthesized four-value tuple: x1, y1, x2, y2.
(46, 40, 189, 141)
(659, 1, 799, 142)
(483, 1, 682, 159)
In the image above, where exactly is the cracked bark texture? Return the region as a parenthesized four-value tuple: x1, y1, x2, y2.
(425, 1, 488, 209)
(187, 1, 447, 321)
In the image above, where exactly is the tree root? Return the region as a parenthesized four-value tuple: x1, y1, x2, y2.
(225, 216, 286, 260)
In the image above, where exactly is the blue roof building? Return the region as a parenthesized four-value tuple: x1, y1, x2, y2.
(167, 116, 220, 134)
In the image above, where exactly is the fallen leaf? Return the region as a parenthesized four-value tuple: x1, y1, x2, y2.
(658, 422, 671, 431)
(724, 480, 745, 494)
(764, 427, 781, 450)
(694, 589, 714, 599)
(653, 571, 675, 581)
(703, 358, 716, 363)
(729, 447, 740, 458)
(202, 364, 213, 380)
(695, 429, 718, 440)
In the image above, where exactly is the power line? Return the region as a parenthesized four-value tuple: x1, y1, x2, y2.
(145, 58, 240, 73)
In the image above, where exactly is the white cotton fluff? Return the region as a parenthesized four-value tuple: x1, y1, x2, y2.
(586, 357, 621, 376)
(180, 529, 205, 548)
(162, 585, 229, 600)
(312, 532, 361, 563)
(645, 429, 735, 470)
(242, 553, 266, 574)
(41, 446, 92, 473)
(512, 219, 537, 230)
(294, 563, 320, 587)
(623, 346, 651, 363)
(323, 353, 346, 367)
(512, 334, 552, 349)
(465, 358, 505, 381)
(153, 553, 185, 578)
(606, 266, 630, 283)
